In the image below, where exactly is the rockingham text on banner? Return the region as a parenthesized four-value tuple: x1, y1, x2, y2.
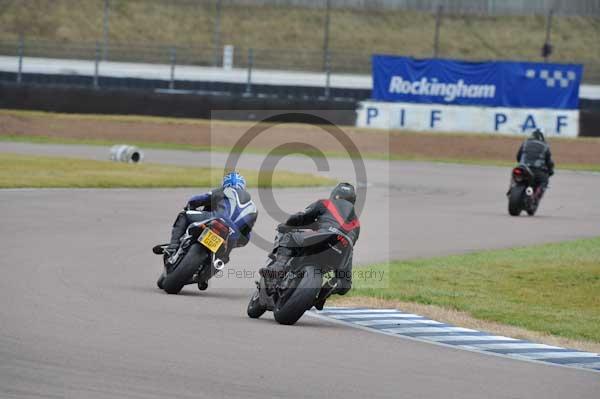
(372, 55, 583, 110)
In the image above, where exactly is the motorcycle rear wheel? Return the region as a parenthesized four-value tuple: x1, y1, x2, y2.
(162, 244, 208, 294)
(273, 266, 322, 325)
(508, 186, 525, 216)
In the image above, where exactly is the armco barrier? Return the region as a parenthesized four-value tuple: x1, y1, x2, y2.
(0, 83, 357, 126)
(0, 80, 598, 136)
(0, 71, 370, 102)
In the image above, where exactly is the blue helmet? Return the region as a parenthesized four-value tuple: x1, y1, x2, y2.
(222, 171, 246, 190)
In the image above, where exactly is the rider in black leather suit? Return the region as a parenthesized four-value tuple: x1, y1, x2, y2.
(516, 129, 555, 194)
(261, 183, 360, 309)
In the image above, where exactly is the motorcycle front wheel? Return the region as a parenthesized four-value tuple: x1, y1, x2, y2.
(526, 200, 539, 216)
(156, 273, 165, 289)
(247, 288, 267, 319)
(526, 191, 541, 216)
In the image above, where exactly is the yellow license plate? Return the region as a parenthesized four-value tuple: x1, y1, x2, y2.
(199, 228, 225, 253)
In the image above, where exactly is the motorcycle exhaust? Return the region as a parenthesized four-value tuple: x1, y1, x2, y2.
(525, 187, 534, 196)
(213, 258, 225, 271)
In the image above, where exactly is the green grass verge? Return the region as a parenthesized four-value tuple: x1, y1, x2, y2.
(0, 153, 336, 188)
(0, 133, 216, 153)
(3, 133, 600, 172)
(349, 238, 600, 343)
(4, 109, 600, 143)
(1, 2, 599, 77)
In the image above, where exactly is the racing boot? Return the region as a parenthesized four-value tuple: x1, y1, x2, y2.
(152, 244, 169, 255)
(167, 212, 189, 253)
(314, 279, 339, 311)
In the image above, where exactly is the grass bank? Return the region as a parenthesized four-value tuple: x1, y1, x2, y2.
(338, 238, 600, 346)
(1, 1, 598, 77)
(2, 109, 600, 171)
(3, 133, 600, 173)
(0, 153, 335, 188)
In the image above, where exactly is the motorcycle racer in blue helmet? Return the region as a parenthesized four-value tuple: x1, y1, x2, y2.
(153, 171, 258, 262)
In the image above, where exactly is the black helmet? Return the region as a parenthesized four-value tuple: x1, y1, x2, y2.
(330, 182, 356, 204)
(531, 129, 545, 142)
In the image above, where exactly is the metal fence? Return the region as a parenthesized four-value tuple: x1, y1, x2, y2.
(0, 0, 599, 86)
(225, 0, 600, 16)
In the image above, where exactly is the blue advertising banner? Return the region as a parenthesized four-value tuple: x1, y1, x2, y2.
(372, 55, 583, 109)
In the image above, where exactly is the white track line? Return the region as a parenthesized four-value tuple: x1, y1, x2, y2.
(463, 343, 562, 350)
(355, 319, 444, 326)
(561, 362, 600, 370)
(330, 313, 423, 319)
(382, 326, 478, 334)
(320, 308, 400, 313)
(418, 335, 518, 342)
(513, 352, 600, 360)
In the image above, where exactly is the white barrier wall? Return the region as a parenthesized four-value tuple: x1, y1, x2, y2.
(356, 101, 579, 137)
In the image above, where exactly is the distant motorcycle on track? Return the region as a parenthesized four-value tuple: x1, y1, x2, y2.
(247, 226, 354, 325)
(507, 163, 545, 216)
(155, 215, 232, 294)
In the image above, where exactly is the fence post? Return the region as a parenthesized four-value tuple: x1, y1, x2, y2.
(324, 50, 331, 98)
(322, 0, 331, 71)
(433, 5, 443, 58)
(213, 0, 222, 66)
(170, 47, 177, 90)
(94, 41, 100, 89)
(102, 0, 110, 61)
(543, 8, 554, 62)
(17, 34, 24, 84)
(246, 48, 254, 95)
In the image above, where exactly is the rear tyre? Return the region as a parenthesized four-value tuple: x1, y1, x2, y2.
(508, 186, 524, 216)
(273, 266, 322, 325)
(162, 244, 208, 295)
(247, 289, 266, 319)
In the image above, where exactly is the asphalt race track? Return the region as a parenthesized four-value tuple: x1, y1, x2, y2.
(1, 142, 600, 398)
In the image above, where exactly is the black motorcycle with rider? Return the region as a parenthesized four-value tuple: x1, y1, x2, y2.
(507, 129, 555, 216)
(152, 172, 258, 294)
(247, 183, 360, 325)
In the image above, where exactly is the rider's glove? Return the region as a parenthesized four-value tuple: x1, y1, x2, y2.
(277, 223, 289, 233)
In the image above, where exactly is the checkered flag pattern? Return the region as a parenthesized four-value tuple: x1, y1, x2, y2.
(526, 69, 577, 88)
